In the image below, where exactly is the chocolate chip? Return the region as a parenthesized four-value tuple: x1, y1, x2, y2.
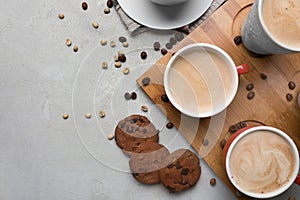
(246, 83, 254, 91)
(167, 163, 174, 168)
(170, 37, 177, 44)
(138, 117, 144, 123)
(161, 94, 169, 102)
(131, 92, 137, 100)
(210, 178, 216, 186)
(202, 139, 209, 146)
(165, 42, 173, 50)
(118, 36, 127, 43)
(107, 0, 113, 8)
(286, 93, 293, 101)
(181, 168, 189, 175)
(288, 81, 296, 90)
(120, 123, 125, 129)
(142, 129, 147, 134)
(247, 91, 255, 100)
(127, 126, 134, 133)
(154, 42, 160, 51)
(166, 122, 174, 129)
(161, 48, 168, 55)
(118, 54, 126, 63)
(234, 36, 242, 45)
(175, 33, 184, 41)
(140, 51, 147, 59)
(175, 161, 181, 169)
(220, 139, 227, 149)
(260, 73, 267, 80)
(132, 173, 139, 177)
(142, 77, 150, 86)
(82, 2, 88, 10)
(124, 92, 131, 100)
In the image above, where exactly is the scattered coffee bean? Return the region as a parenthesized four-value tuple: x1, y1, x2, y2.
(58, 13, 65, 19)
(140, 51, 147, 59)
(170, 37, 177, 44)
(288, 196, 296, 200)
(122, 41, 129, 47)
(166, 122, 174, 129)
(142, 77, 150, 86)
(85, 113, 92, 119)
(100, 39, 107, 46)
(107, 133, 115, 140)
(154, 42, 160, 51)
(131, 92, 137, 100)
(107, 0, 113, 8)
(286, 93, 293, 101)
(92, 21, 99, 29)
(115, 61, 122, 68)
(82, 2, 88, 10)
(202, 139, 209, 146)
(234, 36, 242, 45)
(114, 55, 119, 62)
(118, 54, 126, 62)
(210, 178, 216, 186)
(175, 32, 184, 41)
(161, 48, 168, 55)
(99, 110, 105, 118)
(104, 7, 110, 14)
(260, 73, 267, 80)
(247, 91, 255, 100)
(141, 105, 148, 112)
(161, 94, 169, 102)
(220, 139, 227, 149)
(62, 113, 69, 120)
(119, 36, 127, 43)
(123, 67, 130, 75)
(66, 39, 72, 46)
(124, 92, 131, 100)
(288, 81, 296, 90)
(73, 45, 79, 52)
(110, 41, 116, 47)
(246, 83, 254, 91)
(165, 42, 173, 50)
(102, 62, 108, 69)
(181, 168, 189, 175)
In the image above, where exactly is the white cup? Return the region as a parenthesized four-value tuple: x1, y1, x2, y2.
(241, 0, 300, 54)
(164, 43, 248, 118)
(149, 0, 189, 6)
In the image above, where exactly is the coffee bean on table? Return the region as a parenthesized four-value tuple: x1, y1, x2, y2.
(247, 91, 255, 100)
(119, 36, 127, 43)
(246, 83, 254, 91)
(202, 139, 209, 146)
(220, 139, 227, 149)
(175, 32, 184, 41)
(154, 42, 160, 51)
(161, 94, 169, 102)
(165, 42, 173, 50)
(131, 92, 137, 100)
(107, 0, 113, 8)
(166, 122, 174, 129)
(161, 48, 168, 55)
(142, 77, 150, 86)
(286, 93, 293, 101)
(124, 92, 131, 100)
(288, 81, 296, 90)
(234, 36, 242, 45)
(104, 8, 110, 14)
(118, 54, 126, 62)
(260, 73, 267, 80)
(82, 2, 88, 10)
(140, 51, 147, 59)
(170, 37, 177, 44)
(210, 178, 216, 186)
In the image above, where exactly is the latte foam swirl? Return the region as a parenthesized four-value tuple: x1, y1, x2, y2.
(230, 130, 295, 194)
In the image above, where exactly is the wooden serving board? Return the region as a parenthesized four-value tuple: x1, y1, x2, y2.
(137, 0, 300, 199)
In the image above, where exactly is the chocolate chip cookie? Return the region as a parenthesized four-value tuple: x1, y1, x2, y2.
(129, 143, 170, 184)
(114, 114, 159, 155)
(159, 149, 201, 193)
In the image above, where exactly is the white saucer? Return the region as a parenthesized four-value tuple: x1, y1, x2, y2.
(117, 0, 213, 29)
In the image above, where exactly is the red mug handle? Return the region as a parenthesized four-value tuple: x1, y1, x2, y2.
(296, 175, 300, 185)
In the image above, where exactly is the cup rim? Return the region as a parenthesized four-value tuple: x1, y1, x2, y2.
(163, 43, 238, 118)
(225, 126, 300, 198)
(258, 0, 300, 52)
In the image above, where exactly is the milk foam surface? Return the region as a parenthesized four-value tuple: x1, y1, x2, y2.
(230, 130, 296, 194)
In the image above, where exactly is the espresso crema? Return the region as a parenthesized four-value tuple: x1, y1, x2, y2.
(229, 130, 296, 194)
(262, 0, 300, 49)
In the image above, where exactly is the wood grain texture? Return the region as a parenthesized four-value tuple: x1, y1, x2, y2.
(137, 0, 300, 199)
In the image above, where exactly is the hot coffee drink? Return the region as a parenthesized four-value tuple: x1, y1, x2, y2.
(262, 0, 300, 49)
(229, 130, 296, 194)
(166, 46, 235, 114)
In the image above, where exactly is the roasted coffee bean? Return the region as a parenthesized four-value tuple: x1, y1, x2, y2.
(210, 178, 216, 186)
(234, 36, 242, 45)
(118, 54, 126, 62)
(161, 94, 169, 102)
(202, 139, 209, 146)
(82, 2, 88, 10)
(131, 92, 137, 100)
(107, 0, 113, 8)
(140, 51, 147, 59)
(165, 42, 173, 50)
(124, 92, 131, 100)
(58, 13, 65, 19)
(170, 37, 177, 44)
(161, 48, 168, 55)
(260, 73, 267, 80)
(246, 83, 254, 91)
(142, 77, 150, 86)
(286, 93, 293, 101)
(118, 36, 127, 43)
(104, 7, 110, 14)
(247, 91, 255, 100)
(167, 163, 174, 168)
(154, 42, 160, 51)
(181, 168, 189, 175)
(166, 122, 174, 129)
(288, 81, 296, 90)
(220, 139, 227, 149)
(175, 32, 184, 41)
(62, 113, 69, 119)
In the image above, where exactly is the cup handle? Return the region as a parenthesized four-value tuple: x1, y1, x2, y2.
(295, 175, 300, 185)
(236, 64, 249, 75)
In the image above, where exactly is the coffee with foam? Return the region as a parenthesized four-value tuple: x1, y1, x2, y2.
(229, 130, 296, 194)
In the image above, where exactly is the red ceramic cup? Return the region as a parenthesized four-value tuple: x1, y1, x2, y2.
(223, 126, 300, 198)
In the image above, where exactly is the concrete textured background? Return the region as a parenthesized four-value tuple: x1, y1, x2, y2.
(0, 0, 299, 199)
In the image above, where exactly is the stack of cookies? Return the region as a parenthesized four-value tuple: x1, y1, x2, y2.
(114, 114, 201, 193)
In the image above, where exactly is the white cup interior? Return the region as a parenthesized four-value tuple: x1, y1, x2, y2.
(225, 126, 300, 198)
(149, 0, 188, 6)
(164, 43, 238, 118)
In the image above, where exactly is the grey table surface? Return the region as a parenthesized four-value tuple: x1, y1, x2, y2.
(0, 0, 299, 199)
